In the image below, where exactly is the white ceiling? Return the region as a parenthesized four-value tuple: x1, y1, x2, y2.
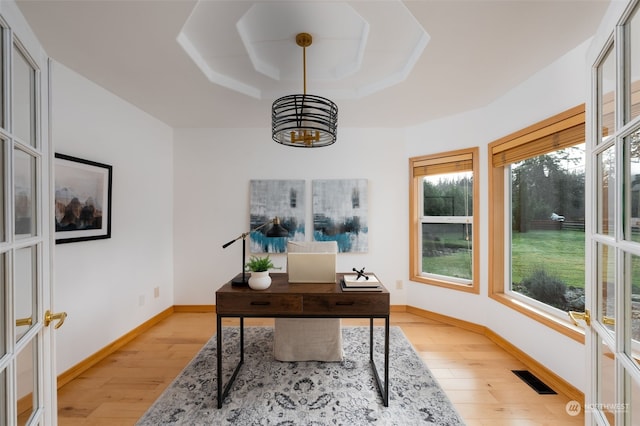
(15, 0, 611, 129)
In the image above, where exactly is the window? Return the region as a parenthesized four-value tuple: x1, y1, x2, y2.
(409, 147, 479, 293)
(489, 105, 585, 341)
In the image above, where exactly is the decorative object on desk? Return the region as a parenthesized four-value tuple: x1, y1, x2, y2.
(342, 274, 379, 286)
(250, 180, 305, 253)
(54, 153, 113, 244)
(222, 218, 288, 286)
(137, 327, 464, 425)
(272, 32, 338, 148)
(312, 179, 368, 252)
(248, 271, 271, 290)
(352, 267, 369, 280)
(245, 255, 279, 290)
(341, 271, 381, 291)
(340, 279, 382, 292)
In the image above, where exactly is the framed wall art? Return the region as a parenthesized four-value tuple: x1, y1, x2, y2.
(249, 179, 305, 253)
(54, 153, 113, 244)
(312, 179, 368, 252)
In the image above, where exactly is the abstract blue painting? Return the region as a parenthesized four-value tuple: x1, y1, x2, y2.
(312, 179, 368, 252)
(250, 180, 305, 253)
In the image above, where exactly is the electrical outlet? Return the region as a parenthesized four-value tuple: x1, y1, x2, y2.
(154, 287, 160, 298)
(396, 280, 403, 289)
(139, 295, 145, 306)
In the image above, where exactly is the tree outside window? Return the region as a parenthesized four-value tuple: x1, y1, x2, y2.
(510, 145, 586, 314)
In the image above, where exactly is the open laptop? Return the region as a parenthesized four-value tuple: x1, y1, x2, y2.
(287, 252, 337, 283)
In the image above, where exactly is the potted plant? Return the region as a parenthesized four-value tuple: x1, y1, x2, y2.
(245, 255, 279, 290)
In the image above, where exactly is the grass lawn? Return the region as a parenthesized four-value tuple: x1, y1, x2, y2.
(422, 231, 472, 280)
(511, 229, 585, 288)
(423, 249, 472, 280)
(422, 229, 586, 288)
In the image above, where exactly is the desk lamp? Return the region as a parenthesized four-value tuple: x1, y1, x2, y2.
(222, 217, 288, 285)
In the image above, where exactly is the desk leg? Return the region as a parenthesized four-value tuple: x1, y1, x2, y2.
(369, 316, 390, 407)
(369, 317, 374, 360)
(216, 314, 222, 408)
(384, 316, 389, 406)
(216, 316, 245, 409)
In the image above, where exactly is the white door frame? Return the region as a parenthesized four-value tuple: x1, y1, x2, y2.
(587, 0, 640, 424)
(0, 1, 55, 424)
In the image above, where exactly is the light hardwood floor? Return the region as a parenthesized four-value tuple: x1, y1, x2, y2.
(56, 312, 584, 425)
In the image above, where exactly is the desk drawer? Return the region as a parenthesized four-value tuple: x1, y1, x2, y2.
(303, 294, 389, 315)
(216, 293, 303, 315)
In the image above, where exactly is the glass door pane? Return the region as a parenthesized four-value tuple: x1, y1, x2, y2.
(0, 138, 4, 243)
(598, 242, 617, 334)
(598, 145, 616, 237)
(631, 375, 640, 425)
(0, 252, 5, 357)
(600, 46, 616, 142)
(12, 46, 35, 147)
(626, 253, 640, 369)
(13, 148, 35, 239)
(629, 4, 640, 123)
(0, 369, 6, 426)
(0, 27, 4, 130)
(16, 340, 37, 426)
(14, 246, 36, 343)
(599, 339, 616, 424)
(625, 129, 640, 242)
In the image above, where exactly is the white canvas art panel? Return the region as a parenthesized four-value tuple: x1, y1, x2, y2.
(250, 180, 305, 253)
(312, 179, 368, 252)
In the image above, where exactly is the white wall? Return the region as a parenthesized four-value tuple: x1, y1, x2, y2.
(405, 39, 593, 390)
(51, 62, 174, 373)
(172, 127, 408, 305)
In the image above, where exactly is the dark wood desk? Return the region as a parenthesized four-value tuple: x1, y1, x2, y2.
(215, 272, 390, 408)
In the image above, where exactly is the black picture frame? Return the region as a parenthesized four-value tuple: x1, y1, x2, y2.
(54, 153, 112, 244)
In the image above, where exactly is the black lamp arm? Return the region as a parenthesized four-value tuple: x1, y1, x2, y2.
(221, 232, 249, 249)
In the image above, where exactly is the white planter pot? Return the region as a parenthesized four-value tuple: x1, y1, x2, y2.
(248, 271, 271, 290)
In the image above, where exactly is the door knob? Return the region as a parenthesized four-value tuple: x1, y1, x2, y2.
(44, 310, 67, 329)
(568, 309, 591, 326)
(15, 317, 33, 327)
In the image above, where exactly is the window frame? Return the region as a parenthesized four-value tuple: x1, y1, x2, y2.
(409, 147, 480, 293)
(488, 104, 585, 343)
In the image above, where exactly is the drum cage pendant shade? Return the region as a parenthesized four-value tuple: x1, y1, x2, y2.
(272, 33, 338, 148)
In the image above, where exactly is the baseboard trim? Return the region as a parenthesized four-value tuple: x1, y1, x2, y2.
(173, 305, 216, 313)
(57, 303, 585, 405)
(56, 306, 174, 389)
(405, 305, 486, 334)
(404, 305, 584, 404)
(484, 328, 583, 404)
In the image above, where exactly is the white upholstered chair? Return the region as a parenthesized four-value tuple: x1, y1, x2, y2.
(273, 241, 343, 362)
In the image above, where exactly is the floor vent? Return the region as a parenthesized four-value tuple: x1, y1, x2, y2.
(512, 370, 557, 395)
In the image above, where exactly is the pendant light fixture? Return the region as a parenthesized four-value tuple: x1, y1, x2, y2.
(272, 33, 338, 148)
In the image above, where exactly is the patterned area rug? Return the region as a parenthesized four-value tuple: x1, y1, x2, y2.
(137, 326, 465, 425)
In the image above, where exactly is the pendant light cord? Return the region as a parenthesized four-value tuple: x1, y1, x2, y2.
(302, 45, 307, 95)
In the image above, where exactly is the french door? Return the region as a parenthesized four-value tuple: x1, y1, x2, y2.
(0, 2, 57, 425)
(588, 0, 640, 424)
